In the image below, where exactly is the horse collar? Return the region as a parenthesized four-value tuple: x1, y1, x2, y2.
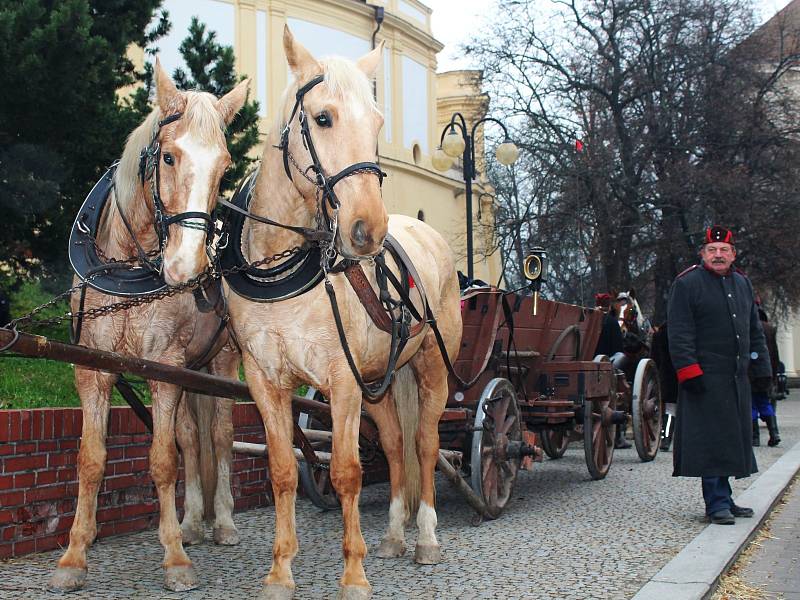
(220, 172, 325, 302)
(68, 164, 169, 296)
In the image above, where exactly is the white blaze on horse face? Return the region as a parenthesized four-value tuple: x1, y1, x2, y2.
(163, 132, 224, 284)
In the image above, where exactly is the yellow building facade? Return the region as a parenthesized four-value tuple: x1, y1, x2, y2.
(151, 0, 503, 283)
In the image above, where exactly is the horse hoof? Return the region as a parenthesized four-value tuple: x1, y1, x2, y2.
(213, 526, 240, 546)
(181, 523, 205, 546)
(258, 583, 295, 600)
(48, 567, 87, 592)
(164, 565, 199, 591)
(414, 544, 442, 565)
(336, 584, 372, 600)
(375, 538, 406, 558)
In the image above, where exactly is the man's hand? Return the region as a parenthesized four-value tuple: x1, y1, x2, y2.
(681, 376, 705, 395)
(751, 377, 772, 394)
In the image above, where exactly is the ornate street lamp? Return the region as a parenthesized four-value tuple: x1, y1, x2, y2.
(432, 112, 519, 281)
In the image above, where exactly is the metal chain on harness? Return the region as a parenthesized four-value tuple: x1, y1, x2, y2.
(1, 246, 303, 344)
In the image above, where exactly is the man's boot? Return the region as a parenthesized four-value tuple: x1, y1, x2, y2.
(766, 415, 781, 447)
(752, 419, 760, 447)
(615, 423, 632, 449)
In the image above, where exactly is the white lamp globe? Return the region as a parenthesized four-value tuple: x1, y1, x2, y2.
(496, 141, 520, 166)
(442, 128, 466, 157)
(432, 147, 455, 171)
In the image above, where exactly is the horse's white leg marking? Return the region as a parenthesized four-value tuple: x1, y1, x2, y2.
(416, 501, 438, 546)
(387, 496, 406, 542)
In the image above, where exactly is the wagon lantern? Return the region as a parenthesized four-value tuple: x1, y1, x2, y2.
(523, 246, 548, 315)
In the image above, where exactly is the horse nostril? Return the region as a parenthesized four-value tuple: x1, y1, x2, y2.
(351, 220, 369, 248)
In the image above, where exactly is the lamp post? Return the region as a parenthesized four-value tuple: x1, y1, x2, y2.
(432, 112, 519, 282)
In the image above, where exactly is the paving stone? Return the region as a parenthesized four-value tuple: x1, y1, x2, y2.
(0, 397, 797, 599)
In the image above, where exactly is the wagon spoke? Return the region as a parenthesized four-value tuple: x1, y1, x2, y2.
(499, 414, 517, 436)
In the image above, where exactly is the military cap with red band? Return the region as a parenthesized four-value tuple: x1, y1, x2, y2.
(704, 226, 734, 245)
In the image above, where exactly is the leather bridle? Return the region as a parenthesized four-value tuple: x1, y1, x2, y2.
(275, 74, 387, 250)
(134, 111, 218, 270)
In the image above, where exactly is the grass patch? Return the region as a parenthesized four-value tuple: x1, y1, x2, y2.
(1, 280, 140, 408)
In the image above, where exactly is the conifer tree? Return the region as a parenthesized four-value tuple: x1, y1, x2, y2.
(174, 17, 260, 193)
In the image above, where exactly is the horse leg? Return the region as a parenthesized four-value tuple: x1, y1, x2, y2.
(49, 368, 114, 592)
(150, 381, 198, 591)
(409, 341, 451, 565)
(208, 349, 240, 546)
(175, 393, 205, 546)
(364, 385, 408, 559)
(243, 355, 297, 599)
(329, 377, 370, 599)
(210, 395, 238, 544)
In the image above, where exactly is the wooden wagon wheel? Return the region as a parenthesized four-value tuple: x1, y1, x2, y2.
(632, 359, 662, 462)
(470, 378, 521, 518)
(545, 324, 582, 361)
(583, 388, 617, 480)
(297, 388, 339, 510)
(538, 326, 584, 459)
(540, 427, 570, 459)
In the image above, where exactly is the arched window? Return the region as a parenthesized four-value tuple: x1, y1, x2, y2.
(417, 210, 425, 221)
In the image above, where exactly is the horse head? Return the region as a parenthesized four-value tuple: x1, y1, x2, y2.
(121, 61, 249, 285)
(280, 26, 388, 258)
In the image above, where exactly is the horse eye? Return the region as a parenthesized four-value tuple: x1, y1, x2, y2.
(314, 112, 332, 128)
(163, 152, 174, 166)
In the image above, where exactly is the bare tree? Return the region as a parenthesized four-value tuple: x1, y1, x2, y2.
(467, 0, 800, 321)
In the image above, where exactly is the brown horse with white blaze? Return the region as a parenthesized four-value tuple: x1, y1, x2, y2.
(225, 28, 462, 599)
(48, 62, 249, 593)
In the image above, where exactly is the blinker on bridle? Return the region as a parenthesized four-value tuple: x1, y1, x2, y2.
(276, 74, 387, 221)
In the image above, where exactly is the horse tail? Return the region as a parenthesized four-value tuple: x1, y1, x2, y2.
(392, 364, 421, 515)
(184, 391, 218, 520)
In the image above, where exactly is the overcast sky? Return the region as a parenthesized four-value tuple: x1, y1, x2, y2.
(425, 0, 796, 72)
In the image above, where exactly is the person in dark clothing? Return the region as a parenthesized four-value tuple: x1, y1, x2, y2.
(593, 292, 631, 449)
(667, 226, 771, 525)
(594, 293, 624, 357)
(751, 308, 780, 447)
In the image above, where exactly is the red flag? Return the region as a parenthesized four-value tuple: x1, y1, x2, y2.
(575, 139, 584, 152)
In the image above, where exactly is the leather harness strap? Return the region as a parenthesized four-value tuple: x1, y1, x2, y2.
(342, 263, 425, 337)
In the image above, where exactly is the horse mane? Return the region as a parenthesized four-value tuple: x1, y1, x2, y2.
(277, 56, 379, 128)
(98, 91, 225, 254)
(115, 91, 225, 210)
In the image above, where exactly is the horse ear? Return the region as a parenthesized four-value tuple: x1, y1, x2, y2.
(283, 25, 321, 79)
(155, 58, 180, 114)
(217, 78, 250, 126)
(356, 41, 384, 77)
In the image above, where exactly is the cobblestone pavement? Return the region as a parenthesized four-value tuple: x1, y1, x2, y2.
(2, 396, 798, 600)
(737, 473, 800, 598)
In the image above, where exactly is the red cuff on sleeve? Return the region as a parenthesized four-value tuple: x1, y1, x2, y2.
(677, 363, 703, 383)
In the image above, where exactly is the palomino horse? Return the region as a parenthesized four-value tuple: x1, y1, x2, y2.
(224, 28, 462, 599)
(49, 62, 249, 593)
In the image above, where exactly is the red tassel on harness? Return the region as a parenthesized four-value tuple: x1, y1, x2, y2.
(408, 274, 415, 288)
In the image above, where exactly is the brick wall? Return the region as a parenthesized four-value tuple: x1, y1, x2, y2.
(0, 403, 271, 559)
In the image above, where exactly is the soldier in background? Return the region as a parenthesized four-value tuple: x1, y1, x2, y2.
(593, 293, 631, 449)
(667, 226, 771, 525)
(751, 306, 780, 447)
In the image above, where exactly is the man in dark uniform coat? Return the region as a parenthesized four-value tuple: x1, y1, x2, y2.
(667, 226, 771, 524)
